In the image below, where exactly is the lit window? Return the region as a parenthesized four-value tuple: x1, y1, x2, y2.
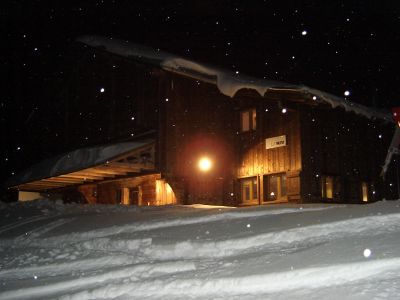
(322, 176, 334, 199)
(361, 182, 368, 202)
(264, 173, 287, 202)
(241, 109, 256, 132)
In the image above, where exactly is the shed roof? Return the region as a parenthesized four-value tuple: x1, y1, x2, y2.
(7, 139, 155, 191)
(77, 35, 393, 122)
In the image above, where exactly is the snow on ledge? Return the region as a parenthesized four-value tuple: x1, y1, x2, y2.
(77, 35, 392, 122)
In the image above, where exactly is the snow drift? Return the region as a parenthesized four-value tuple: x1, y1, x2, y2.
(1, 199, 400, 299)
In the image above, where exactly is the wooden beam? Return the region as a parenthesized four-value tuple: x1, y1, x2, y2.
(90, 167, 129, 175)
(72, 170, 117, 177)
(28, 181, 67, 187)
(42, 178, 85, 184)
(102, 165, 141, 173)
(17, 183, 66, 190)
(17, 185, 48, 191)
(59, 174, 103, 180)
(106, 162, 154, 172)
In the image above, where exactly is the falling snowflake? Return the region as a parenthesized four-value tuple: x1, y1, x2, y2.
(363, 248, 372, 258)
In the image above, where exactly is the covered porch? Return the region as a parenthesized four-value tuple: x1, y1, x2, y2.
(7, 139, 177, 206)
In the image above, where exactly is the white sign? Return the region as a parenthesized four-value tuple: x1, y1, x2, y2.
(265, 135, 286, 149)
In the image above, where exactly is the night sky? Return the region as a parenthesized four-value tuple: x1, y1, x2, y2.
(1, 1, 400, 191)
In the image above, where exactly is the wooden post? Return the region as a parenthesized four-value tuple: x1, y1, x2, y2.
(121, 187, 129, 205)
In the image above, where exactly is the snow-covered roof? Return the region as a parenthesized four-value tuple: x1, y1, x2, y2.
(77, 35, 393, 122)
(7, 139, 155, 189)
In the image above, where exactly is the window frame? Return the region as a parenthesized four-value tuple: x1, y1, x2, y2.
(240, 108, 257, 132)
(240, 176, 259, 204)
(263, 173, 288, 202)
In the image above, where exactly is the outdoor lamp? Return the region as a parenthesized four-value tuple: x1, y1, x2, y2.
(198, 157, 212, 172)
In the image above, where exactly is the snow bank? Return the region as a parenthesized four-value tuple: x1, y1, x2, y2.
(1, 199, 400, 299)
(61, 258, 400, 300)
(78, 35, 392, 121)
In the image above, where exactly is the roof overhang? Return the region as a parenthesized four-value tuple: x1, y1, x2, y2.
(7, 140, 156, 192)
(77, 35, 393, 123)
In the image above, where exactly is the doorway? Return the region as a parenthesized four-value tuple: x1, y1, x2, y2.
(263, 173, 287, 202)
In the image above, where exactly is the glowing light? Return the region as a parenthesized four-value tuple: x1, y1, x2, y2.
(312, 96, 317, 100)
(198, 157, 212, 172)
(301, 30, 307, 36)
(282, 108, 287, 113)
(100, 87, 105, 93)
(363, 248, 372, 258)
(344, 90, 350, 96)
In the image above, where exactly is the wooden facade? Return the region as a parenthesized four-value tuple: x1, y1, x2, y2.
(77, 174, 176, 206)
(299, 105, 397, 203)
(10, 45, 399, 206)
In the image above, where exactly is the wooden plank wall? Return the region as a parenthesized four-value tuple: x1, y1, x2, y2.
(300, 105, 397, 203)
(158, 74, 303, 204)
(155, 179, 177, 205)
(77, 184, 97, 204)
(159, 74, 237, 205)
(236, 96, 302, 201)
(92, 174, 161, 205)
(237, 102, 302, 177)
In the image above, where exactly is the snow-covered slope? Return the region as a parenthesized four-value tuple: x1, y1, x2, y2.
(1, 199, 400, 299)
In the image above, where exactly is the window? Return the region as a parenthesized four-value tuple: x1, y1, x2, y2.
(361, 182, 368, 202)
(241, 177, 258, 203)
(264, 173, 287, 202)
(241, 109, 256, 132)
(322, 176, 334, 199)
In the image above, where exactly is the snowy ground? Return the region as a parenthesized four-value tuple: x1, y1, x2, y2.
(1, 199, 400, 299)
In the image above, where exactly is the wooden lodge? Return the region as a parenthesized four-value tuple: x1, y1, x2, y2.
(7, 36, 399, 206)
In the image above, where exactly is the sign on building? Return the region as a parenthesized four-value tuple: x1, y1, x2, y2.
(266, 135, 287, 149)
